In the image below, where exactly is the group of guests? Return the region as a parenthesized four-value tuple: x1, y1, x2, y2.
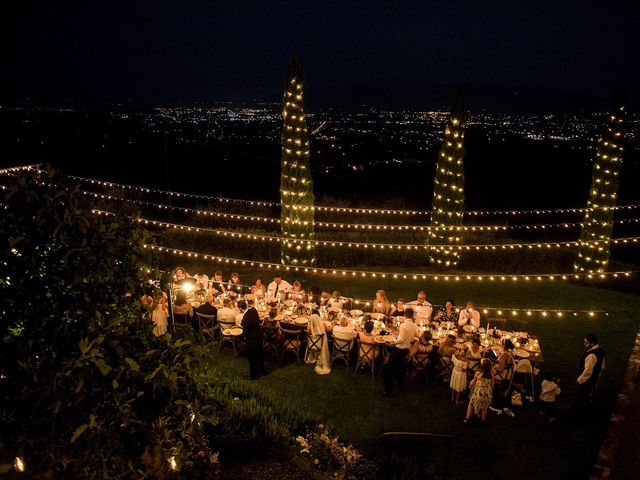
(370, 289, 481, 328)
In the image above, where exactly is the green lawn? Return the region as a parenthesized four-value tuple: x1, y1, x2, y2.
(172, 261, 640, 479)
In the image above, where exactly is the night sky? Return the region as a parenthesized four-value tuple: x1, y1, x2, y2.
(2, 0, 639, 104)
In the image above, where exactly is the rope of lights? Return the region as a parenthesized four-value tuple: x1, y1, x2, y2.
(82, 191, 640, 233)
(67, 173, 640, 217)
(93, 209, 640, 251)
(143, 244, 636, 282)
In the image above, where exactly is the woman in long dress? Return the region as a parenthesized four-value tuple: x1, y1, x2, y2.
(306, 314, 331, 375)
(465, 358, 494, 423)
(151, 293, 168, 336)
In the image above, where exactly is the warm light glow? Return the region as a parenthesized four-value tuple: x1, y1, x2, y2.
(14, 457, 25, 472)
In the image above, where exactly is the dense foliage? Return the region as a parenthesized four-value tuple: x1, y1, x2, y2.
(0, 169, 219, 478)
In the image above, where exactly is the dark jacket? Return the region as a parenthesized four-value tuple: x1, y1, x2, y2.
(241, 307, 263, 347)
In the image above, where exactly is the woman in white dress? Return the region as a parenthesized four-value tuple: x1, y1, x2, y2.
(306, 314, 331, 375)
(450, 349, 468, 405)
(151, 293, 168, 336)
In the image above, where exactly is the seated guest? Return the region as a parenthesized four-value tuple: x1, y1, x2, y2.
(332, 316, 357, 341)
(467, 337, 483, 373)
(406, 291, 433, 325)
(173, 291, 194, 318)
(408, 330, 433, 363)
(458, 301, 481, 328)
(327, 290, 344, 311)
(196, 293, 218, 318)
(216, 297, 236, 327)
(289, 281, 307, 303)
(227, 272, 243, 294)
(390, 298, 406, 317)
(433, 299, 457, 324)
(251, 279, 266, 298)
(210, 271, 226, 294)
(372, 289, 391, 316)
(267, 273, 293, 299)
(358, 320, 379, 363)
(494, 338, 515, 378)
(439, 334, 458, 359)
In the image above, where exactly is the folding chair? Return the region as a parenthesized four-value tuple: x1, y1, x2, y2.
(304, 332, 325, 364)
(509, 359, 535, 398)
(331, 336, 355, 372)
(281, 327, 302, 363)
(196, 313, 218, 342)
(353, 339, 378, 380)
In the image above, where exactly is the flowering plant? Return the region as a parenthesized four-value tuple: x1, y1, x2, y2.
(295, 424, 361, 473)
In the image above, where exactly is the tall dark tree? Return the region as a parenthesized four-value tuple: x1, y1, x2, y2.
(427, 96, 466, 268)
(280, 58, 316, 266)
(574, 93, 627, 273)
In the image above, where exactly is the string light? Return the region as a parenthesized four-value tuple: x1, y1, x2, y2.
(63, 172, 640, 218)
(81, 191, 640, 233)
(92, 209, 640, 252)
(144, 243, 636, 282)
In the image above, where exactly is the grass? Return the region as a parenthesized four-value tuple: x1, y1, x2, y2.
(173, 260, 640, 479)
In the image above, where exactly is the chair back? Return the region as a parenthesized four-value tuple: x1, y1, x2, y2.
(357, 339, 377, 365)
(196, 312, 217, 338)
(281, 327, 302, 362)
(331, 336, 354, 370)
(514, 359, 533, 373)
(306, 332, 324, 352)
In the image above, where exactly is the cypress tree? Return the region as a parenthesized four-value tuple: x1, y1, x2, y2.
(574, 94, 626, 273)
(428, 97, 466, 267)
(280, 58, 316, 266)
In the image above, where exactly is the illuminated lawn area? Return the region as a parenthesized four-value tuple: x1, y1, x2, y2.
(188, 268, 640, 480)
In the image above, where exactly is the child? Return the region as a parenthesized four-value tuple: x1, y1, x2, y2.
(539, 371, 561, 423)
(450, 348, 468, 405)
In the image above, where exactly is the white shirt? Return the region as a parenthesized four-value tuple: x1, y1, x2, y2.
(267, 280, 293, 298)
(406, 300, 433, 324)
(394, 318, 418, 349)
(332, 324, 356, 341)
(458, 308, 481, 328)
(577, 345, 606, 384)
(217, 307, 236, 326)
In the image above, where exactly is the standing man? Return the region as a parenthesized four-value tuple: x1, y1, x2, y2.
(407, 291, 433, 325)
(239, 299, 266, 380)
(577, 333, 605, 406)
(267, 273, 293, 300)
(383, 308, 418, 397)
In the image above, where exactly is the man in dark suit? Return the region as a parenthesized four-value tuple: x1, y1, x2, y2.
(195, 293, 218, 318)
(238, 299, 266, 379)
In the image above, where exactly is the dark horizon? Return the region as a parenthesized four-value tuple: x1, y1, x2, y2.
(2, 1, 639, 109)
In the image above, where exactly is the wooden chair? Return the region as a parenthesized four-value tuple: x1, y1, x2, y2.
(281, 327, 303, 363)
(218, 319, 238, 354)
(331, 336, 354, 372)
(408, 351, 430, 384)
(436, 352, 453, 385)
(353, 338, 378, 380)
(196, 313, 218, 342)
(262, 322, 281, 360)
(304, 332, 325, 364)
